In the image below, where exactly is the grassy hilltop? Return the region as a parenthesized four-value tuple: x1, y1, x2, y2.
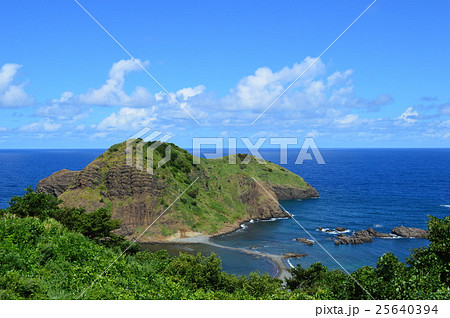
(37, 140, 318, 241)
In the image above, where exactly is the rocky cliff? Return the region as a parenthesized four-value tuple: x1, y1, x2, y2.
(37, 140, 319, 242)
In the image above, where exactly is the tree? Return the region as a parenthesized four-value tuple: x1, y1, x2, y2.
(1, 187, 137, 253)
(3, 186, 61, 218)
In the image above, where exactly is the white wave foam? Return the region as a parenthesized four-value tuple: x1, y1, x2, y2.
(441, 205, 450, 208)
(249, 219, 254, 223)
(286, 259, 295, 268)
(257, 217, 288, 222)
(380, 234, 402, 239)
(373, 224, 383, 228)
(317, 228, 351, 234)
(326, 230, 351, 235)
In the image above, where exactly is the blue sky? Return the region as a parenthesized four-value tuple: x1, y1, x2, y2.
(0, 0, 449, 148)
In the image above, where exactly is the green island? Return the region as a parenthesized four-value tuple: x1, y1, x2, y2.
(35, 140, 319, 240)
(0, 141, 449, 299)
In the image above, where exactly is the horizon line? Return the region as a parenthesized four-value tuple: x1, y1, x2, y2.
(1, 147, 449, 150)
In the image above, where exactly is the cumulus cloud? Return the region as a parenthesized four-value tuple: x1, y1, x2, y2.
(96, 107, 156, 131)
(20, 119, 61, 132)
(210, 57, 393, 125)
(222, 57, 327, 110)
(173, 85, 206, 101)
(398, 107, 419, 125)
(0, 63, 34, 107)
(31, 56, 395, 134)
(20, 56, 405, 142)
(326, 69, 354, 87)
(79, 59, 153, 107)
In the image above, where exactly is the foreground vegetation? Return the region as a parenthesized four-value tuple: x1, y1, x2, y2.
(0, 190, 449, 299)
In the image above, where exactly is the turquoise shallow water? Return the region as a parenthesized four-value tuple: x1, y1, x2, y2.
(0, 148, 449, 276)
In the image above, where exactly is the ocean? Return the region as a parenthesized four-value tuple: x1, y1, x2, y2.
(0, 148, 449, 277)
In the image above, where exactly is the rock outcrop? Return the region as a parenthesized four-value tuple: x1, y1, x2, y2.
(282, 252, 307, 259)
(392, 226, 428, 238)
(335, 230, 374, 245)
(271, 184, 319, 200)
(367, 228, 392, 238)
(36, 169, 77, 196)
(295, 237, 314, 245)
(333, 226, 428, 245)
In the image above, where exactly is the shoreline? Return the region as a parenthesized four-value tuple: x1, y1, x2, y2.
(167, 235, 292, 280)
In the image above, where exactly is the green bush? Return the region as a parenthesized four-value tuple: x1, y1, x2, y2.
(1, 188, 450, 300)
(1, 188, 137, 253)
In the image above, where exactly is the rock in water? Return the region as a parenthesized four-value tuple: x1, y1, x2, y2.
(295, 237, 314, 245)
(335, 227, 347, 232)
(367, 228, 391, 238)
(333, 226, 427, 245)
(335, 230, 373, 245)
(391, 226, 428, 238)
(282, 252, 307, 259)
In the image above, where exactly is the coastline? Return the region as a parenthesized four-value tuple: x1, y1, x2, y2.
(167, 235, 293, 280)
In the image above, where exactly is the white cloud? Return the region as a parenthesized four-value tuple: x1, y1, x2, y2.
(335, 114, 359, 125)
(173, 85, 205, 101)
(398, 107, 419, 125)
(97, 107, 156, 131)
(0, 63, 34, 107)
(92, 132, 109, 138)
(20, 119, 61, 132)
(53, 91, 74, 103)
(223, 57, 327, 110)
(19, 57, 398, 140)
(326, 69, 353, 87)
(79, 59, 153, 107)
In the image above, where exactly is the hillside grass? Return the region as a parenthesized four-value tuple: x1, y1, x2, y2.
(58, 140, 311, 236)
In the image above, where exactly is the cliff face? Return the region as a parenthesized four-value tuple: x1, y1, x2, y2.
(271, 184, 319, 201)
(36, 141, 319, 241)
(37, 169, 77, 196)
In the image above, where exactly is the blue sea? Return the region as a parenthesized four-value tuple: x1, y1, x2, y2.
(0, 148, 449, 277)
